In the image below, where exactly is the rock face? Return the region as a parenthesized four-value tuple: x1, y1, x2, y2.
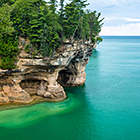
(0, 37, 96, 105)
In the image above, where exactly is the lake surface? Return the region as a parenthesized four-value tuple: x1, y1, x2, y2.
(0, 36, 140, 140)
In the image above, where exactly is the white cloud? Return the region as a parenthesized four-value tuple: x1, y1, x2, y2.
(87, 0, 140, 35)
(45, 0, 140, 35)
(100, 23, 140, 35)
(125, 18, 140, 22)
(103, 17, 140, 26)
(88, 0, 118, 7)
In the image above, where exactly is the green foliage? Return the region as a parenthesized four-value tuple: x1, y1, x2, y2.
(0, 2, 20, 69)
(39, 23, 49, 56)
(63, 1, 81, 38)
(25, 44, 30, 53)
(63, 0, 103, 43)
(24, 43, 38, 57)
(96, 36, 103, 44)
(0, 3, 15, 37)
(0, 34, 18, 69)
(49, 0, 58, 14)
(58, 0, 64, 42)
(11, 0, 61, 56)
(40, 24, 60, 56)
(87, 10, 104, 37)
(0, 0, 16, 7)
(0, 0, 104, 70)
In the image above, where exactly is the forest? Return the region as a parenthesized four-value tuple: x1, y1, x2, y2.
(0, 0, 104, 69)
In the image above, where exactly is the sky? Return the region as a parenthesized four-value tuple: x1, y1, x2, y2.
(46, 0, 140, 36)
(87, 0, 140, 36)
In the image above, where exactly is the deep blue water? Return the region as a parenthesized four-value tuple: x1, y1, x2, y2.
(0, 36, 140, 140)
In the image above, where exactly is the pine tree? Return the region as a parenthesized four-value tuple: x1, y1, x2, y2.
(59, 0, 65, 42)
(0, 33, 18, 70)
(49, 0, 58, 14)
(63, 0, 88, 39)
(87, 11, 104, 42)
(0, 0, 16, 7)
(40, 23, 49, 56)
(0, 0, 104, 70)
(0, 3, 15, 36)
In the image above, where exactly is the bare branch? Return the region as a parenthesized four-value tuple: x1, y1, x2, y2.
(71, 25, 78, 41)
(0, 6, 15, 23)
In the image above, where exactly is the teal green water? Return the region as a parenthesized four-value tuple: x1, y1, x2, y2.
(1, 36, 140, 140)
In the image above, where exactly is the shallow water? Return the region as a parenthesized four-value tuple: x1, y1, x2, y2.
(0, 36, 140, 140)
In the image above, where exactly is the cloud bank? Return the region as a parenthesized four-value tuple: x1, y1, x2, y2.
(87, 0, 140, 35)
(45, 0, 140, 35)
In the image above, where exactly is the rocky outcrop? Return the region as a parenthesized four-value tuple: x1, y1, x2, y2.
(0, 37, 96, 105)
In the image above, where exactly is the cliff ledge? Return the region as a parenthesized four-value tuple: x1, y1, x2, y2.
(0, 37, 96, 105)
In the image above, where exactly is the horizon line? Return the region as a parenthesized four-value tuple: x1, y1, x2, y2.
(100, 35, 140, 36)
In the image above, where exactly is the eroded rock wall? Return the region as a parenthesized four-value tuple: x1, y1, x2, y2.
(57, 44, 96, 87)
(0, 37, 96, 105)
(0, 72, 33, 105)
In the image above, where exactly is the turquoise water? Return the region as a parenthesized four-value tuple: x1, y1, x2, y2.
(1, 36, 140, 140)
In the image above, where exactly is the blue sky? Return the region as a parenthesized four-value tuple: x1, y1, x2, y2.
(46, 0, 140, 35)
(87, 0, 140, 35)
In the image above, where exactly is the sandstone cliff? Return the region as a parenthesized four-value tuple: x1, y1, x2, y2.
(0, 37, 96, 105)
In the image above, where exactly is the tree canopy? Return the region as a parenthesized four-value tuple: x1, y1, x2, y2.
(0, 0, 104, 70)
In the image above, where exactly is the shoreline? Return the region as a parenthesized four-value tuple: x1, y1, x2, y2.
(0, 95, 67, 112)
